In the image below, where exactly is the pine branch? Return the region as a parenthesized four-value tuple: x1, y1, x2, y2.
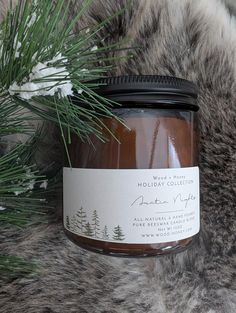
(0, 95, 34, 136)
(0, 0, 132, 144)
(0, 140, 49, 227)
(0, 0, 131, 280)
(0, 255, 38, 282)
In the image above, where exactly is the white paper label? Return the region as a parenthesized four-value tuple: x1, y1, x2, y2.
(63, 167, 200, 244)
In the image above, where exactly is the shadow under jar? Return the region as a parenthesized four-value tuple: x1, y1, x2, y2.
(63, 75, 200, 257)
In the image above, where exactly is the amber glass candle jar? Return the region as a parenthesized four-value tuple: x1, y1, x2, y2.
(63, 75, 200, 256)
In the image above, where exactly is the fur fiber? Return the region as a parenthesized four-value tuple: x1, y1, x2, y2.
(0, 0, 236, 312)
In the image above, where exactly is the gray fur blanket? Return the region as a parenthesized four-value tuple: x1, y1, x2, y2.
(1, 0, 236, 312)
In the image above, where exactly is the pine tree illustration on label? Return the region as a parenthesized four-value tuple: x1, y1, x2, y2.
(92, 210, 100, 238)
(84, 222, 93, 237)
(65, 208, 127, 242)
(76, 207, 87, 234)
(112, 225, 125, 241)
(65, 216, 70, 230)
(102, 226, 109, 240)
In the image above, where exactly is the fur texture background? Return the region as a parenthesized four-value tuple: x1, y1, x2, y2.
(0, 0, 236, 312)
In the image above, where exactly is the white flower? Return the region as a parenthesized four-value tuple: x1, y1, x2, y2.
(0, 206, 6, 211)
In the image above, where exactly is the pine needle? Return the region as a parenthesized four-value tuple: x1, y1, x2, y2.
(0, 0, 131, 280)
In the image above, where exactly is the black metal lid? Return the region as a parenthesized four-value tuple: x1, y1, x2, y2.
(96, 75, 199, 111)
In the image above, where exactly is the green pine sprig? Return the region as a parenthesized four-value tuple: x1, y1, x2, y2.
(0, 0, 131, 143)
(0, 0, 131, 281)
(0, 140, 49, 227)
(0, 255, 38, 282)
